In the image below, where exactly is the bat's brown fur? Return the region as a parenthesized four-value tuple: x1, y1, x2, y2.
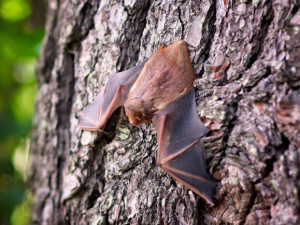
(125, 41, 196, 126)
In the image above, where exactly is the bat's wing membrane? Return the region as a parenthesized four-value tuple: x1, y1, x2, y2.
(78, 62, 146, 131)
(78, 89, 104, 131)
(152, 89, 214, 204)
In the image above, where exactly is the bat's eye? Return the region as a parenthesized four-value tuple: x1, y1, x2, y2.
(133, 116, 142, 124)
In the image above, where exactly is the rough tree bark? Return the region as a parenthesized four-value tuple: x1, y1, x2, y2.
(29, 0, 300, 224)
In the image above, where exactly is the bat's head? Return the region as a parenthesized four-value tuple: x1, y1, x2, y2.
(124, 97, 154, 126)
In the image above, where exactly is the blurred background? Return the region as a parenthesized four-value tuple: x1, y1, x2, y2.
(0, 0, 45, 224)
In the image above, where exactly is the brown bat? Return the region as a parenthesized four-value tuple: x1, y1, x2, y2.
(78, 40, 214, 205)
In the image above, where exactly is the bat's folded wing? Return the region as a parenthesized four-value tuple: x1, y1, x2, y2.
(152, 89, 214, 204)
(78, 62, 146, 131)
(78, 89, 104, 131)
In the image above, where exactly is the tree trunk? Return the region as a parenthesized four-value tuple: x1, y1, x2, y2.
(29, 0, 300, 224)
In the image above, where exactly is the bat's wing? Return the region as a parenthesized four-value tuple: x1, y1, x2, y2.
(152, 89, 214, 205)
(78, 62, 146, 131)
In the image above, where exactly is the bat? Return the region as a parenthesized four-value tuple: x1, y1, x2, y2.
(78, 40, 215, 205)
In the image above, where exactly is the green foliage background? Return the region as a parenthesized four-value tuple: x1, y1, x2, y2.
(0, 0, 44, 224)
